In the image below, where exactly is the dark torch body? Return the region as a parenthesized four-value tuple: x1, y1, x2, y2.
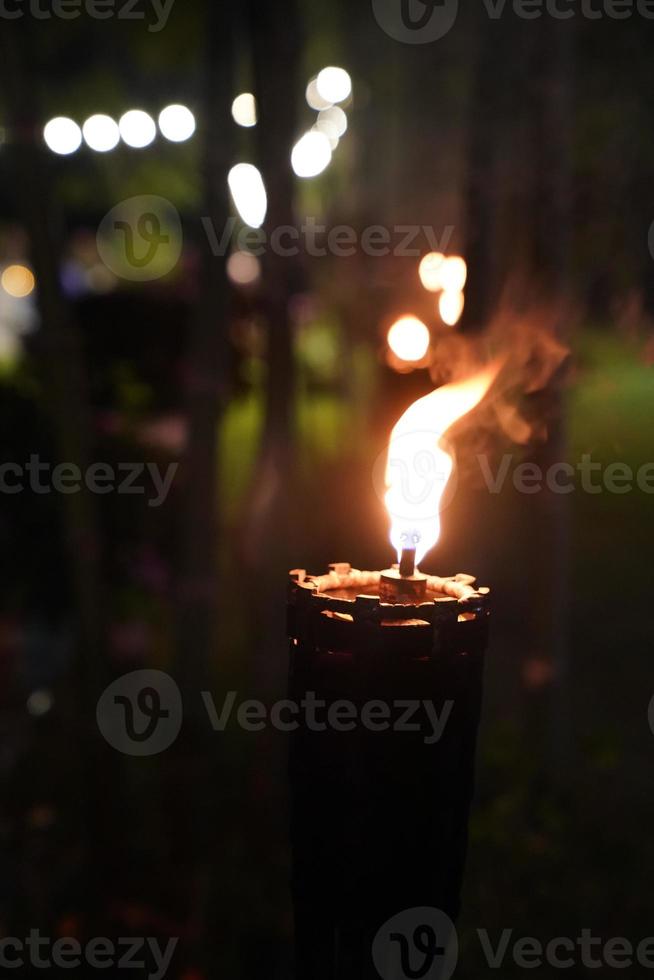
(287, 563, 490, 980)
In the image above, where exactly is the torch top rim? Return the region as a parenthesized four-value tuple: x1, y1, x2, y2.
(289, 564, 487, 605)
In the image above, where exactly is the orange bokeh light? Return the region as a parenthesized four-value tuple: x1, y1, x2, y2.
(439, 256, 467, 293)
(387, 315, 430, 362)
(438, 290, 465, 327)
(1, 264, 35, 298)
(418, 252, 445, 292)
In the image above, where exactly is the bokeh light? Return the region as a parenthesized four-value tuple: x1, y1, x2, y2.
(316, 66, 352, 104)
(227, 251, 261, 286)
(440, 256, 467, 292)
(305, 78, 332, 111)
(158, 104, 196, 142)
(119, 109, 156, 148)
(291, 131, 332, 178)
(418, 252, 446, 292)
(27, 689, 53, 717)
(1, 264, 35, 298)
(228, 163, 267, 228)
(82, 114, 120, 152)
(86, 263, 118, 294)
(387, 315, 430, 362)
(313, 124, 339, 151)
(43, 116, 82, 155)
(439, 290, 465, 326)
(316, 106, 347, 139)
(231, 93, 257, 128)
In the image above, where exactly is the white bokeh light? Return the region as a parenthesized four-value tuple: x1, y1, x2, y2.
(228, 163, 267, 228)
(291, 131, 332, 178)
(305, 78, 332, 111)
(43, 117, 82, 155)
(82, 114, 120, 152)
(119, 109, 156, 149)
(317, 129, 339, 151)
(231, 93, 257, 128)
(316, 106, 347, 139)
(316, 67, 352, 105)
(158, 104, 196, 143)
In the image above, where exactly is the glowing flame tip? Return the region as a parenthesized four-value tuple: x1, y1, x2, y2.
(385, 362, 501, 568)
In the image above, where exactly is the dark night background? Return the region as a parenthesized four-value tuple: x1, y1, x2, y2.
(0, 0, 653, 976)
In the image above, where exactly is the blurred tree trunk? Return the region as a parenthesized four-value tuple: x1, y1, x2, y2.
(233, 9, 303, 973)
(460, 15, 500, 331)
(171, 2, 234, 973)
(176, 1, 234, 696)
(245, 0, 302, 578)
(0, 25, 104, 694)
(0, 21, 112, 926)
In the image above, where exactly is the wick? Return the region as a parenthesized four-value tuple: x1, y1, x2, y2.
(399, 547, 416, 578)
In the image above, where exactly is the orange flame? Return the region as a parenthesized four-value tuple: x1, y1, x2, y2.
(384, 362, 500, 567)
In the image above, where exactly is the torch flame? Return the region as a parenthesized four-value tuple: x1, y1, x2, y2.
(384, 362, 500, 567)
